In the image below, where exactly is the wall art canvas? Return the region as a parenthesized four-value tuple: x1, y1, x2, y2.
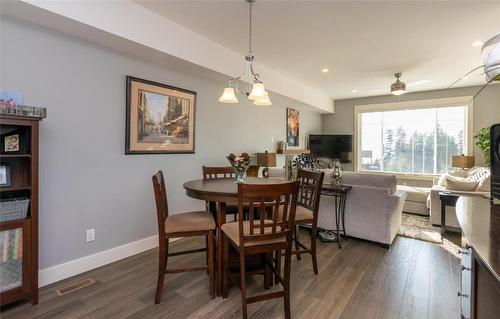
(126, 76, 196, 154)
(286, 107, 300, 147)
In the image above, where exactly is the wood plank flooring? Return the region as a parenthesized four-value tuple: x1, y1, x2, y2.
(1, 232, 461, 319)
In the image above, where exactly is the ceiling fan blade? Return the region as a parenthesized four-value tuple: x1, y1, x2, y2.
(406, 80, 431, 87)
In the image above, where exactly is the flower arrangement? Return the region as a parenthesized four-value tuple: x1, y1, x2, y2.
(226, 152, 253, 183)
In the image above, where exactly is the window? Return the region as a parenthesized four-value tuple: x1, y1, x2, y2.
(356, 97, 472, 176)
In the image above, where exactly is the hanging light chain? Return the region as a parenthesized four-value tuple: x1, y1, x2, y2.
(248, 0, 253, 56)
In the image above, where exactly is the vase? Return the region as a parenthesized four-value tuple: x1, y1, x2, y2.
(234, 170, 247, 183)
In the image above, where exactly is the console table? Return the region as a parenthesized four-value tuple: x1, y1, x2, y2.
(319, 184, 352, 248)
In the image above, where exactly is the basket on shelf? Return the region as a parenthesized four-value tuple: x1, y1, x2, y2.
(0, 198, 30, 222)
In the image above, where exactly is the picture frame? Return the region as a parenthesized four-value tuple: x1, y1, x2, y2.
(286, 107, 300, 148)
(4, 134, 20, 152)
(0, 164, 11, 187)
(125, 76, 196, 154)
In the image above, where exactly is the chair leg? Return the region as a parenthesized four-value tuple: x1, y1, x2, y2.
(294, 225, 301, 261)
(208, 231, 215, 299)
(274, 249, 281, 284)
(311, 226, 319, 275)
(155, 238, 168, 304)
(264, 252, 272, 289)
(222, 234, 229, 299)
(239, 250, 248, 319)
(283, 244, 292, 319)
(205, 235, 209, 275)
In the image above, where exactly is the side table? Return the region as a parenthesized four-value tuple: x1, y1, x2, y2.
(438, 191, 459, 238)
(319, 184, 352, 248)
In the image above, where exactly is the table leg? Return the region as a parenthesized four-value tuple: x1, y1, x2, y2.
(341, 193, 347, 239)
(441, 201, 446, 238)
(334, 195, 341, 249)
(217, 202, 226, 297)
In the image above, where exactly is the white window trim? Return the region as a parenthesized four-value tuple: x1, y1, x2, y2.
(354, 96, 474, 179)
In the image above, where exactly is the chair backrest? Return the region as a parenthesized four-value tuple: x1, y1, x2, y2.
(237, 181, 299, 247)
(296, 169, 324, 220)
(202, 166, 236, 179)
(246, 165, 260, 177)
(152, 171, 169, 238)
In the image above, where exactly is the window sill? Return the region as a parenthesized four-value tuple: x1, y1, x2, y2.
(355, 170, 438, 181)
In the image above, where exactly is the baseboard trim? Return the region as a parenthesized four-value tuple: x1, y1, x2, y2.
(39, 235, 179, 287)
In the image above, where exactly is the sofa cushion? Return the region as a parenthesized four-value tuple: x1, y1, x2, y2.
(320, 170, 397, 195)
(446, 176, 478, 191)
(465, 166, 490, 183)
(397, 185, 430, 203)
(476, 174, 491, 192)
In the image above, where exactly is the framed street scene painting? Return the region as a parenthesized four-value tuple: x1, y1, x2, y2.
(126, 76, 196, 154)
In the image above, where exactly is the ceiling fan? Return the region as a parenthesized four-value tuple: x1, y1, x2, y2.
(450, 33, 500, 100)
(364, 72, 431, 95)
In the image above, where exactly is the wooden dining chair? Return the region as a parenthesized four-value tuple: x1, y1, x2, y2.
(202, 166, 239, 220)
(152, 171, 215, 304)
(221, 181, 299, 319)
(275, 169, 324, 284)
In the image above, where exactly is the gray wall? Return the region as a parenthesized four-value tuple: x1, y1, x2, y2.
(0, 18, 322, 269)
(323, 84, 500, 175)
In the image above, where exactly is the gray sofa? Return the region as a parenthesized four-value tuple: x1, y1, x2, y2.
(269, 169, 407, 247)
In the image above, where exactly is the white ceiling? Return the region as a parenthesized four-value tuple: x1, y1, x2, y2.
(134, 0, 500, 100)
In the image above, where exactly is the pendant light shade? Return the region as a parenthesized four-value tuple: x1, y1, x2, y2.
(218, 87, 239, 103)
(390, 73, 406, 95)
(248, 82, 267, 100)
(253, 92, 272, 106)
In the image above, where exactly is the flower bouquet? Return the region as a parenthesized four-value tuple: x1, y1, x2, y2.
(226, 152, 253, 183)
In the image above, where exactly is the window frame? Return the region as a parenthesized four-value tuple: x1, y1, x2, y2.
(354, 96, 474, 179)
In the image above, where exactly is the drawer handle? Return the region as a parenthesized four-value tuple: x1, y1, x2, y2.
(457, 249, 469, 255)
(457, 291, 468, 298)
(465, 243, 471, 250)
(461, 266, 471, 271)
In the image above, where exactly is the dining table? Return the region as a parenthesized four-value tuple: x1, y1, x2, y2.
(183, 177, 290, 296)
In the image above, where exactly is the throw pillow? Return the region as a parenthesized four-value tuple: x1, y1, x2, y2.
(446, 176, 478, 191)
(476, 174, 491, 192)
(437, 173, 448, 187)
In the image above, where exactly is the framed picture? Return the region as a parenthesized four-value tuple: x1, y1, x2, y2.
(125, 76, 196, 154)
(4, 134, 20, 152)
(286, 107, 300, 148)
(0, 164, 11, 187)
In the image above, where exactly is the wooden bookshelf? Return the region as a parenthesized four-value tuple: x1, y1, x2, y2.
(276, 149, 310, 155)
(0, 115, 42, 306)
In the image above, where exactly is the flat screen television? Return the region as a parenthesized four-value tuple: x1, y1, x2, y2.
(309, 134, 353, 162)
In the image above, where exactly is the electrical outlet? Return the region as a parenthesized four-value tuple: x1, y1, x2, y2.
(86, 229, 95, 242)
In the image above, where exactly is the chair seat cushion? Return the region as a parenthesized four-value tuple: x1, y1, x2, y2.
(277, 205, 314, 223)
(221, 221, 285, 247)
(165, 211, 215, 234)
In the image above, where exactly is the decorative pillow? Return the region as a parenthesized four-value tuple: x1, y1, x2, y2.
(446, 176, 478, 191)
(476, 174, 491, 192)
(437, 173, 449, 187)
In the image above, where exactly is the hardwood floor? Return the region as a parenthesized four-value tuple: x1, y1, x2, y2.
(1, 231, 460, 319)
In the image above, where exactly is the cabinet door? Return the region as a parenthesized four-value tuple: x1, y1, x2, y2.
(0, 220, 31, 297)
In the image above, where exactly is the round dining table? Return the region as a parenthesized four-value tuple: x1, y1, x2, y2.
(183, 177, 289, 296)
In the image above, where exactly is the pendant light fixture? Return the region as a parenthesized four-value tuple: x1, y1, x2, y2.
(218, 0, 272, 106)
(390, 72, 406, 96)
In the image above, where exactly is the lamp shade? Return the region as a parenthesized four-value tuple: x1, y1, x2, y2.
(253, 92, 272, 106)
(390, 73, 406, 95)
(257, 151, 277, 167)
(248, 82, 266, 100)
(452, 155, 475, 169)
(218, 87, 238, 103)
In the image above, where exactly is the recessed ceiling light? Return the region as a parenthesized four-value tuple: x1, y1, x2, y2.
(352, 89, 357, 93)
(472, 41, 483, 47)
(321, 68, 329, 73)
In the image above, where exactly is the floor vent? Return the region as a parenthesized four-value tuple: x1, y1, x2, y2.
(56, 278, 96, 296)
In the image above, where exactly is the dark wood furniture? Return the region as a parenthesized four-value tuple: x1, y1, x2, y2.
(456, 196, 500, 319)
(288, 169, 324, 274)
(152, 171, 215, 304)
(0, 115, 42, 306)
(202, 166, 239, 221)
(320, 184, 352, 248)
(183, 177, 293, 297)
(438, 191, 459, 237)
(221, 181, 299, 319)
(246, 165, 260, 178)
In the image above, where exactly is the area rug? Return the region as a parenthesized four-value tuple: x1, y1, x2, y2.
(398, 213, 441, 244)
